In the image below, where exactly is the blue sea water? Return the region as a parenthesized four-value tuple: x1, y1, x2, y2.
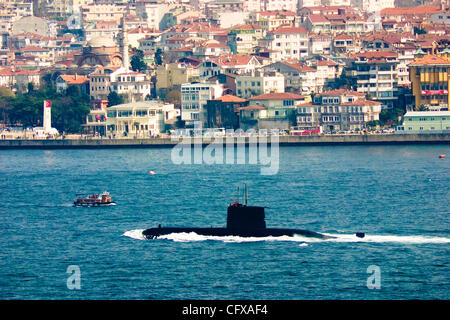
(0, 145, 449, 300)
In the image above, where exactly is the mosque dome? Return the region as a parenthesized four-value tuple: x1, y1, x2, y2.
(87, 36, 116, 48)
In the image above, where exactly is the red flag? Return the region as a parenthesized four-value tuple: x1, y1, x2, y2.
(95, 115, 101, 121)
(44, 100, 51, 108)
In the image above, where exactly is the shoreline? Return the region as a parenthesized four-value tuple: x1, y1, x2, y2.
(0, 134, 449, 149)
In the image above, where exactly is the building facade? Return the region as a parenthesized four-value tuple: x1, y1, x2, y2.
(105, 101, 178, 137)
(396, 111, 450, 133)
(409, 53, 450, 111)
(181, 82, 224, 126)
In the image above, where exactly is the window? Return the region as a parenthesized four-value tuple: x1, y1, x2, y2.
(135, 110, 147, 117)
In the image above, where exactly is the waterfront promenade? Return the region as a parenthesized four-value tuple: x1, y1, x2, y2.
(0, 133, 449, 149)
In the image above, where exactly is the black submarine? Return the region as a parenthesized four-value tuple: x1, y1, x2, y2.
(142, 185, 365, 240)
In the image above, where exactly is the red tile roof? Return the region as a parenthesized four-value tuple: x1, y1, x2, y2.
(215, 95, 247, 103)
(60, 74, 89, 84)
(229, 24, 262, 31)
(308, 14, 329, 23)
(282, 62, 316, 72)
(210, 55, 257, 67)
(381, 5, 441, 16)
(317, 60, 338, 67)
(409, 55, 450, 66)
(341, 99, 382, 106)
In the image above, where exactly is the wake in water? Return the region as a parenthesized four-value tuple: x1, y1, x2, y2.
(123, 230, 450, 244)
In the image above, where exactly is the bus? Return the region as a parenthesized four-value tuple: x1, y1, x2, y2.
(289, 126, 323, 136)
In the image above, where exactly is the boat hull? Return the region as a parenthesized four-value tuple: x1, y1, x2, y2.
(73, 201, 116, 207)
(142, 227, 333, 239)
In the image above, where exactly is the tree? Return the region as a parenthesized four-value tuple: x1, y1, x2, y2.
(130, 54, 147, 73)
(366, 120, 380, 129)
(107, 91, 124, 107)
(417, 104, 429, 111)
(51, 95, 90, 133)
(379, 107, 405, 126)
(155, 48, 163, 66)
(0, 87, 15, 124)
(330, 70, 355, 90)
(0, 85, 90, 132)
(0, 86, 15, 99)
(164, 89, 181, 107)
(414, 26, 427, 35)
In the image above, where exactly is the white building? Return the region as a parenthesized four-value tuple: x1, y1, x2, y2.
(259, 26, 308, 61)
(135, 1, 168, 30)
(81, 3, 126, 24)
(89, 67, 152, 102)
(263, 61, 320, 94)
(351, 0, 395, 13)
(105, 101, 178, 137)
(299, 0, 322, 7)
(262, 0, 298, 12)
(181, 82, 224, 126)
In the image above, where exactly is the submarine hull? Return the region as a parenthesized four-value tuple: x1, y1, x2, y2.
(142, 227, 333, 240)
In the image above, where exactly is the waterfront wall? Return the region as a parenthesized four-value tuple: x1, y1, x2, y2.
(1, 134, 450, 149)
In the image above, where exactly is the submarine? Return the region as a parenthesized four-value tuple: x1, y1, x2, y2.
(143, 185, 363, 240)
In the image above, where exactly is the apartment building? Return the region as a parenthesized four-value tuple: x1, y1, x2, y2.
(296, 89, 382, 132)
(135, 0, 168, 30)
(235, 71, 285, 99)
(259, 26, 308, 61)
(409, 52, 450, 111)
(89, 66, 151, 103)
(353, 51, 399, 109)
(181, 82, 224, 126)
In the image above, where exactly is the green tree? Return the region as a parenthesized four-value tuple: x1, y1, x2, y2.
(0, 87, 15, 124)
(130, 54, 147, 73)
(107, 91, 124, 107)
(366, 120, 380, 129)
(417, 104, 429, 111)
(2, 86, 90, 132)
(414, 27, 427, 35)
(51, 95, 90, 133)
(155, 48, 163, 66)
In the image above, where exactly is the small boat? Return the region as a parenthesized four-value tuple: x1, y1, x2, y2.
(73, 191, 115, 207)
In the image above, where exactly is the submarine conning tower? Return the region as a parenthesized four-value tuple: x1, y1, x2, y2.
(227, 204, 266, 229)
(226, 184, 266, 230)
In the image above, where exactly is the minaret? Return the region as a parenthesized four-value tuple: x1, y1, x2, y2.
(121, 15, 130, 70)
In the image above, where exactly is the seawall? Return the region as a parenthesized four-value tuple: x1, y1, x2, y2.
(0, 134, 449, 149)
